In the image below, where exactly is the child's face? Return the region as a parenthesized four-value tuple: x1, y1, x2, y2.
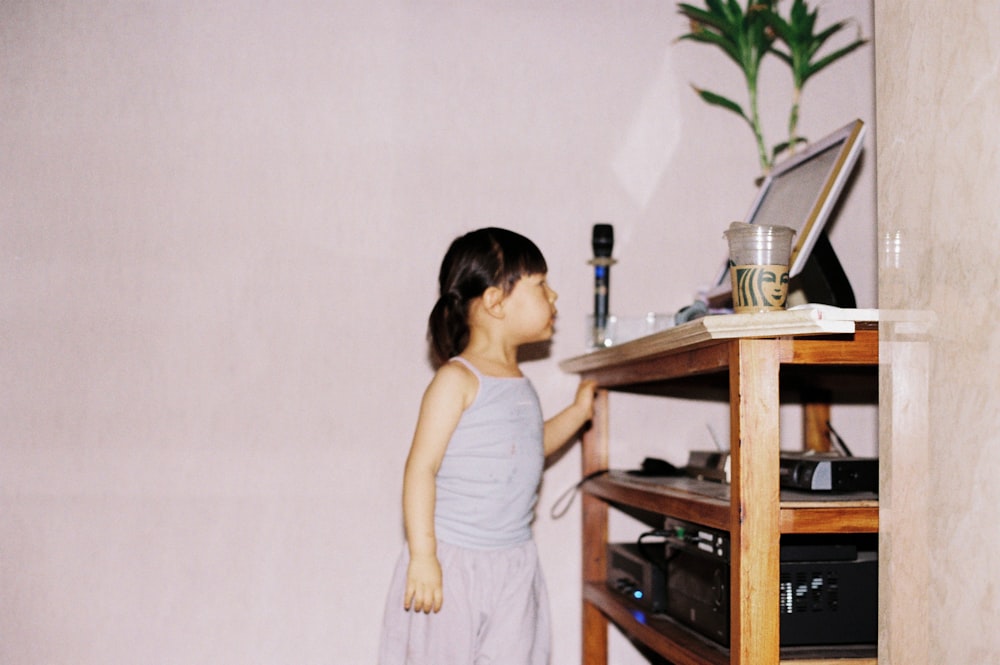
(504, 273, 558, 343)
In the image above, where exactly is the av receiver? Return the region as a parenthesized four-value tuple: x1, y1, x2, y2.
(606, 542, 667, 613)
(661, 517, 878, 648)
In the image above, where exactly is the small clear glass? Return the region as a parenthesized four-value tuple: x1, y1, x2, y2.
(586, 313, 674, 350)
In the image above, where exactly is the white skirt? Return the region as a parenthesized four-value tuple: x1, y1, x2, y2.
(378, 539, 551, 665)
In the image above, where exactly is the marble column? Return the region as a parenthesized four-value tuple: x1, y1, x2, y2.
(875, 4, 1000, 663)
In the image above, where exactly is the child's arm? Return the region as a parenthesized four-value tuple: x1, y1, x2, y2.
(401, 362, 476, 613)
(543, 379, 597, 457)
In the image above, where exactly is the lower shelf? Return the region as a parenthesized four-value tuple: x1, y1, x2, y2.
(584, 582, 876, 665)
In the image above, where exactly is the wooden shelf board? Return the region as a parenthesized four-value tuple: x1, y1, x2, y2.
(585, 583, 728, 665)
(585, 473, 731, 530)
(561, 310, 859, 377)
(588, 472, 878, 534)
(781, 503, 879, 534)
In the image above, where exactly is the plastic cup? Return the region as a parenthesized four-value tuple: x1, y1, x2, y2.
(724, 222, 795, 313)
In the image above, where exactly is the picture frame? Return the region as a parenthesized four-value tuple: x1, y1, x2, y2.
(705, 119, 867, 305)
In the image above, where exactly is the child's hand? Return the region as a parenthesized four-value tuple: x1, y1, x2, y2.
(404, 553, 443, 613)
(575, 379, 598, 420)
(542, 379, 599, 457)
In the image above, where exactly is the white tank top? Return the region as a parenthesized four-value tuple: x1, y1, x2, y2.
(433, 357, 545, 549)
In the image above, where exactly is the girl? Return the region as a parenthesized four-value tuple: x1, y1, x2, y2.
(379, 227, 596, 665)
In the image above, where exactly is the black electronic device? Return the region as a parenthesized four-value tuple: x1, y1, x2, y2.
(627, 457, 682, 478)
(779, 453, 878, 493)
(606, 542, 667, 613)
(684, 450, 731, 483)
(661, 517, 877, 648)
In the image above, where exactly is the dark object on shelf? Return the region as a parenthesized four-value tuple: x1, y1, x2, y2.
(789, 231, 857, 307)
(779, 453, 878, 493)
(627, 457, 683, 478)
(606, 542, 668, 614)
(662, 518, 877, 648)
(684, 450, 731, 483)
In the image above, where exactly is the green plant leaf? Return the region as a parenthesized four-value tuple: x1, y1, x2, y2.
(678, 31, 742, 65)
(693, 86, 751, 124)
(771, 136, 808, 162)
(677, 2, 744, 65)
(678, 3, 735, 35)
(769, 47, 792, 67)
(804, 39, 868, 82)
(677, 0, 866, 176)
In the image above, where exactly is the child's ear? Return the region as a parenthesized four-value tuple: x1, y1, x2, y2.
(481, 286, 506, 318)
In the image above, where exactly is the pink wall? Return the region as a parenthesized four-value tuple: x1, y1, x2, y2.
(0, 2, 874, 663)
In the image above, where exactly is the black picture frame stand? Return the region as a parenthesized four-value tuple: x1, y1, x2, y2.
(789, 232, 856, 308)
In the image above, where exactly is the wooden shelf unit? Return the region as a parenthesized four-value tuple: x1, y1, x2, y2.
(560, 311, 879, 665)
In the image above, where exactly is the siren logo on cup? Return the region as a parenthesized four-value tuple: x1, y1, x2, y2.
(731, 263, 789, 312)
(724, 222, 794, 313)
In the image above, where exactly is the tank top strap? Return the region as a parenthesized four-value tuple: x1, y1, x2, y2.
(449, 356, 483, 380)
(449, 356, 483, 405)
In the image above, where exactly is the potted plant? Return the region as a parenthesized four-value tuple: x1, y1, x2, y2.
(677, 0, 867, 174)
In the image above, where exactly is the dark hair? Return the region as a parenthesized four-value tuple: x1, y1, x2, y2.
(428, 227, 548, 364)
